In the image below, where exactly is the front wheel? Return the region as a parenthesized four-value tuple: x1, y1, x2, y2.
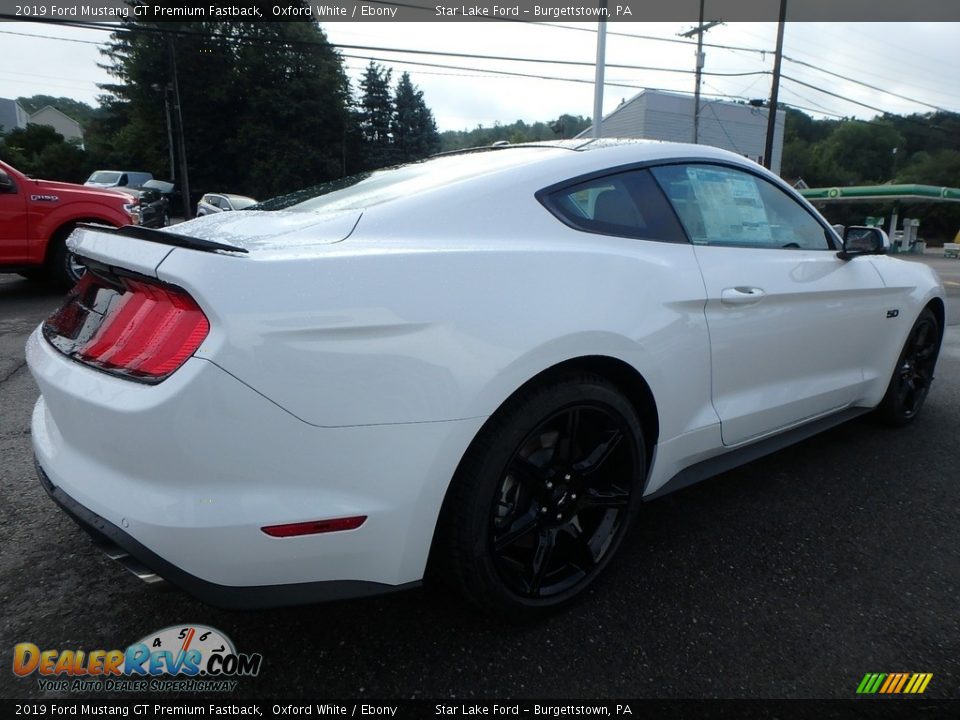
(49, 226, 86, 288)
(873, 307, 941, 426)
(434, 374, 646, 618)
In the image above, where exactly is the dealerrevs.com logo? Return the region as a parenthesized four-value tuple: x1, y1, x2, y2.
(12, 625, 263, 693)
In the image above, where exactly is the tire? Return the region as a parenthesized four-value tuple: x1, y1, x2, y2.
(49, 225, 86, 288)
(873, 307, 941, 426)
(433, 373, 646, 618)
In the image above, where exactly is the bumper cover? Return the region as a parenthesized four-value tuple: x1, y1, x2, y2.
(35, 457, 419, 610)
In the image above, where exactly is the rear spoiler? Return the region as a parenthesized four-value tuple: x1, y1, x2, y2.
(78, 223, 249, 255)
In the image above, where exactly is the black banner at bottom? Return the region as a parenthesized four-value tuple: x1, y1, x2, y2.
(3, 699, 960, 719)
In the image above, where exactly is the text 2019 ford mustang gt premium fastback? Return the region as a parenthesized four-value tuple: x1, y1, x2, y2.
(27, 140, 945, 616)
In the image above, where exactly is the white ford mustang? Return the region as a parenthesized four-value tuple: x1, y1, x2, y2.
(27, 140, 945, 616)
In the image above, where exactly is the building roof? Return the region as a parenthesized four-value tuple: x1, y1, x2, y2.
(29, 105, 83, 128)
(0, 97, 28, 135)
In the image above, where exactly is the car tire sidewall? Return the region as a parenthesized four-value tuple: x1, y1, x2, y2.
(441, 374, 646, 616)
(874, 307, 940, 426)
(50, 228, 85, 288)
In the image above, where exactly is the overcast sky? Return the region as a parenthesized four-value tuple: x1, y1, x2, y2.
(1, 20, 958, 130)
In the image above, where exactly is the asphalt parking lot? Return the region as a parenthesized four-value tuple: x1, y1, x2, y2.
(1, 254, 958, 701)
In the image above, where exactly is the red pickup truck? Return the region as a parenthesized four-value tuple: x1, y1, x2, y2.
(0, 159, 138, 286)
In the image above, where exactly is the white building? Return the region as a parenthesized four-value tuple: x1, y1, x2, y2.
(578, 89, 786, 175)
(29, 105, 85, 146)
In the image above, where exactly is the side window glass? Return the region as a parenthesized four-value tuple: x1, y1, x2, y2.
(546, 169, 686, 243)
(651, 164, 830, 250)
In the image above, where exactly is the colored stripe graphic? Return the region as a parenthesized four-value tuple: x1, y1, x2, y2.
(857, 673, 932, 694)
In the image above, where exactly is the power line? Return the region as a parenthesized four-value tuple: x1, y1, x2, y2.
(4, 19, 956, 127)
(780, 74, 893, 115)
(527, 20, 774, 54)
(0, 27, 106, 45)
(0, 17, 770, 79)
(360, 1, 776, 53)
(782, 54, 954, 113)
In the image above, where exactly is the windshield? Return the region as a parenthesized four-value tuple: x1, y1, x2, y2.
(87, 171, 121, 184)
(143, 180, 174, 193)
(229, 196, 257, 210)
(251, 148, 564, 213)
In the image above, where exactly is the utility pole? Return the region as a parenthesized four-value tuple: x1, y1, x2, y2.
(167, 33, 192, 220)
(151, 81, 175, 180)
(592, 1, 608, 140)
(680, 2, 721, 144)
(163, 86, 175, 180)
(763, 0, 787, 170)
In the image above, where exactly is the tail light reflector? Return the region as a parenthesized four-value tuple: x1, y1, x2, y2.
(261, 516, 367, 538)
(43, 269, 209, 383)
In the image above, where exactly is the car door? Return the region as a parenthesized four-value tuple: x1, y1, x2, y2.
(651, 163, 889, 447)
(0, 166, 29, 262)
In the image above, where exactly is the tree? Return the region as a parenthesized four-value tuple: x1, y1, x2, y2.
(0, 124, 89, 182)
(94, 18, 354, 198)
(358, 61, 395, 169)
(807, 121, 903, 186)
(392, 72, 440, 163)
(229, 22, 353, 195)
(438, 114, 591, 152)
(896, 149, 960, 186)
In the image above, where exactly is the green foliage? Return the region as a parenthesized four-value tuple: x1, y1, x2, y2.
(392, 72, 440, 163)
(814, 121, 903, 185)
(354, 65, 441, 170)
(783, 108, 960, 241)
(89, 24, 442, 196)
(439, 114, 590, 152)
(895, 149, 960, 185)
(0, 124, 90, 183)
(359, 62, 393, 144)
(93, 20, 353, 198)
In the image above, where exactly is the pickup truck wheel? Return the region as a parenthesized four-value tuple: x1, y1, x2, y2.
(50, 226, 86, 288)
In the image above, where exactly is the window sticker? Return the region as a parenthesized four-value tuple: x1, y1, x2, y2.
(685, 167, 772, 245)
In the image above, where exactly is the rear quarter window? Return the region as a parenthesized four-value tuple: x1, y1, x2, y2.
(540, 168, 687, 243)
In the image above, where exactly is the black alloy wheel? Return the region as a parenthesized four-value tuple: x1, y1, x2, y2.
(433, 373, 645, 616)
(490, 404, 635, 599)
(875, 307, 941, 426)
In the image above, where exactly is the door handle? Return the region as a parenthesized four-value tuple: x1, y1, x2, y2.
(720, 286, 766, 305)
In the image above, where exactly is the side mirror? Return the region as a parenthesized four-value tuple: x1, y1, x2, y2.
(0, 169, 14, 192)
(838, 226, 889, 260)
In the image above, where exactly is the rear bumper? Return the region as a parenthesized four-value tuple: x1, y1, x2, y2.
(27, 326, 485, 605)
(34, 459, 418, 609)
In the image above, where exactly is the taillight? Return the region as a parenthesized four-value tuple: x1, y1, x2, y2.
(43, 270, 209, 383)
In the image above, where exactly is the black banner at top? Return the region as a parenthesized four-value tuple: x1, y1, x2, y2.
(1, 0, 960, 22)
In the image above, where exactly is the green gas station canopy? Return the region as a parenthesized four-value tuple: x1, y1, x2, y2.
(800, 184, 960, 203)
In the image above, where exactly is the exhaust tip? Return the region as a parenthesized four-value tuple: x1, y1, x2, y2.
(93, 539, 167, 587)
